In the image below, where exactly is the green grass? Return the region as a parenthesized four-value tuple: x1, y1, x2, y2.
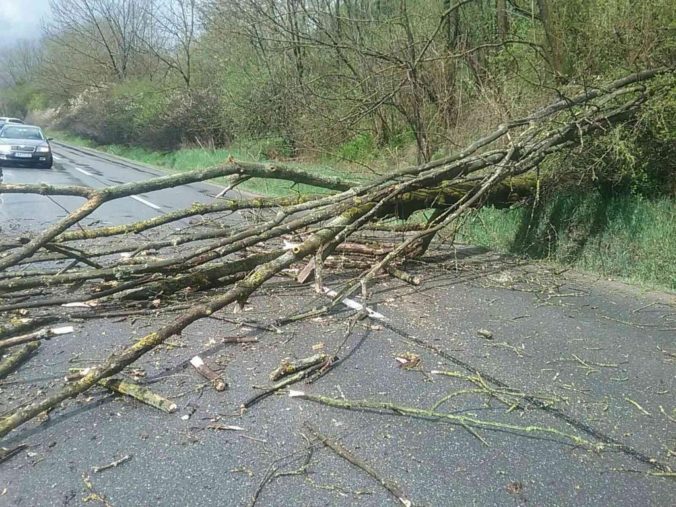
(48, 130, 367, 197)
(458, 192, 676, 290)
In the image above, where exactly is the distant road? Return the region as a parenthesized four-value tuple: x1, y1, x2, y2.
(0, 142, 238, 233)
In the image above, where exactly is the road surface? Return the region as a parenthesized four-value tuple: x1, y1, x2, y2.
(0, 142, 237, 235)
(0, 143, 674, 506)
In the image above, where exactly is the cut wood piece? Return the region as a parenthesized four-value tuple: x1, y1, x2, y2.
(337, 242, 392, 256)
(0, 316, 58, 340)
(97, 378, 178, 413)
(67, 369, 179, 413)
(269, 353, 328, 381)
(385, 266, 421, 286)
(321, 286, 387, 321)
(190, 355, 227, 391)
(0, 341, 40, 380)
(0, 325, 74, 350)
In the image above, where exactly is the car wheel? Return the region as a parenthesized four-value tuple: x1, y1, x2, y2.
(37, 162, 53, 169)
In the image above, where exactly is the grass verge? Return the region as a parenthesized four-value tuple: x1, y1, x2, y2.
(48, 130, 368, 197)
(458, 192, 675, 290)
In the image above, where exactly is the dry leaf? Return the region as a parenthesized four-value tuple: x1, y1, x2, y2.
(395, 352, 421, 369)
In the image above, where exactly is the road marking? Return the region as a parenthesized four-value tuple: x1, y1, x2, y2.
(74, 166, 93, 176)
(130, 195, 163, 211)
(321, 286, 387, 321)
(53, 155, 63, 161)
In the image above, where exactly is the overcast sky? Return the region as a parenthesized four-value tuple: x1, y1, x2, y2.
(0, 0, 52, 46)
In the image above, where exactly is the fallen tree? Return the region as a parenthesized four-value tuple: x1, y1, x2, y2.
(0, 68, 672, 438)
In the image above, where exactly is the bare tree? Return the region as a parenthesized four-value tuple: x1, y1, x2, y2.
(0, 40, 43, 88)
(141, 0, 200, 88)
(45, 0, 156, 83)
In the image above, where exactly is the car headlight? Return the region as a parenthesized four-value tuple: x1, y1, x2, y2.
(36, 145, 51, 153)
(0, 145, 11, 154)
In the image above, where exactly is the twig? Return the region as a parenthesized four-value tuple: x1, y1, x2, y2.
(249, 445, 313, 507)
(242, 359, 334, 409)
(290, 391, 599, 450)
(304, 422, 412, 507)
(0, 444, 26, 464)
(624, 397, 652, 417)
(93, 454, 132, 473)
(269, 353, 328, 381)
(82, 474, 113, 507)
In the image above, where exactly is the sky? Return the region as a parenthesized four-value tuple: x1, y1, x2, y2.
(0, 0, 52, 46)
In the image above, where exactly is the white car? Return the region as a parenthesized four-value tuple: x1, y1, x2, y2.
(0, 117, 24, 130)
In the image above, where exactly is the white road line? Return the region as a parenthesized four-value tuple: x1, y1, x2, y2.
(321, 286, 387, 321)
(74, 166, 93, 176)
(130, 195, 163, 211)
(53, 155, 63, 161)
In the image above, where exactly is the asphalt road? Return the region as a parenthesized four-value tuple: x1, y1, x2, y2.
(0, 142, 238, 235)
(0, 145, 674, 506)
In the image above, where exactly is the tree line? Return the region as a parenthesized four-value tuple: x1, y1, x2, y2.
(0, 1, 672, 164)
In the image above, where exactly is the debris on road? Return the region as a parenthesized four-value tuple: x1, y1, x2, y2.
(243, 356, 336, 409)
(67, 370, 178, 413)
(92, 454, 132, 474)
(190, 355, 227, 391)
(96, 378, 178, 413)
(304, 422, 413, 507)
(269, 353, 329, 381)
(394, 352, 421, 369)
(0, 341, 40, 380)
(476, 329, 494, 340)
(0, 325, 74, 350)
(0, 444, 26, 465)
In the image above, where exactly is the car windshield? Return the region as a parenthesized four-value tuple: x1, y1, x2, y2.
(0, 126, 44, 140)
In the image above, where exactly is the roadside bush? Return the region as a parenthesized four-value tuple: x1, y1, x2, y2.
(56, 81, 232, 151)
